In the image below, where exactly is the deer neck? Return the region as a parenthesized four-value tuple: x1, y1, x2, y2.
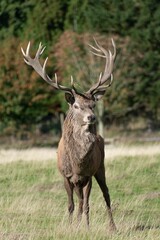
(63, 110, 97, 143)
(62, 109, 97, 165)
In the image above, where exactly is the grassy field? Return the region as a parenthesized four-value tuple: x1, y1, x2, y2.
(0, 145, 160, 239)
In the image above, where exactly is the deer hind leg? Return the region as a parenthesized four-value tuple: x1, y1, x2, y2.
(94, 166, 116, 231)
(64, 177, 74, 224)
(83, 178, 92, 228)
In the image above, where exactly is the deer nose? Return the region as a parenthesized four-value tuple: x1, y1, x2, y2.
(87, 115, 96, 123)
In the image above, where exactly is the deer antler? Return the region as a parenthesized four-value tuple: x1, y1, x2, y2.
(21, 42, 75, 94)
(87, 38, 116, 95)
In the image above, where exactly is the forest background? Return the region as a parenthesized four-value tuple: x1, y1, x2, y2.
(0, 0, 160, 147)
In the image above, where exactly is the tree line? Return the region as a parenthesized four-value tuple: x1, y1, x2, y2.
(0, 0, 160, 139)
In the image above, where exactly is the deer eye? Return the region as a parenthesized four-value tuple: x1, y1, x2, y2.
(74, 104, 79, 109)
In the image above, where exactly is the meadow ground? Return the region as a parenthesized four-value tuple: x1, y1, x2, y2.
(0, 144, 159, 239)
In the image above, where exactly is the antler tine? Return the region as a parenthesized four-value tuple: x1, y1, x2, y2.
(92, 72, 103, 89)
(35, 42, 45, 58)
(111, 38, 116, 59)
(87, 38, 116, 95)
(54, 73, 73, 92)
(71, 75, 74, 86)
(43, 57, 48, 72)
(21, 42, 75, 94)
(26, 41, 31, 56)
(100, 49, 113, 85)
(88, 38, 106, 58)
(88, 43, 101, 53)
(89, 50, 106, 58)
(93, 38, 115, 84)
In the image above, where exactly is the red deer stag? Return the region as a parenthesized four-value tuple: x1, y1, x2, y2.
(21, 38, 116, 230)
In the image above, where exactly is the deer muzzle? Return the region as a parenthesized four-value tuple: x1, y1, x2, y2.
(83, 114, 96, 125)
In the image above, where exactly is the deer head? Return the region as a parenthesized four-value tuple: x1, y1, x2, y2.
(21, 39, 116, 126)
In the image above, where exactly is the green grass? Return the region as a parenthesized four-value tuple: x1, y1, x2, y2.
(0, 151, 160, 239)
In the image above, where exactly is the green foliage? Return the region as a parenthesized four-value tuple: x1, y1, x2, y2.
(0, 0, 29, 39)
(130, 0, 160, 123)
(0, 0, 69, 42)
(0, 0, 160, 136)
(23, 0, 69, 43)
(0, 38, 61, 135)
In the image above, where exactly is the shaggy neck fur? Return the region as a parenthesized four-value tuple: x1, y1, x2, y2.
(63, 108, 97, 161)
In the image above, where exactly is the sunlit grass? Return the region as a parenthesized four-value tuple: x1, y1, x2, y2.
(1, 144, 160, 163)
(0, 145, 160, 239)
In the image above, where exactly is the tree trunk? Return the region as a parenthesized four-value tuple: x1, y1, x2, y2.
(97, 100, 104, 137)
(60, 113, 64, 133)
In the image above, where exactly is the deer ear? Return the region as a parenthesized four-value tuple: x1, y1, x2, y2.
(65, 92, 75, 105)
(92, 90, 106, 101)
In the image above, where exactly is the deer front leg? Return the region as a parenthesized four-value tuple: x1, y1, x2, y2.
(64, 178, 74, 224)
(94, 166, 116, 231)
(74, 186, 84, 225)
(83, 178, 92, 228)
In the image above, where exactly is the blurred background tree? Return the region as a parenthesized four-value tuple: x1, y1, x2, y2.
(0, 0, 160, 145)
